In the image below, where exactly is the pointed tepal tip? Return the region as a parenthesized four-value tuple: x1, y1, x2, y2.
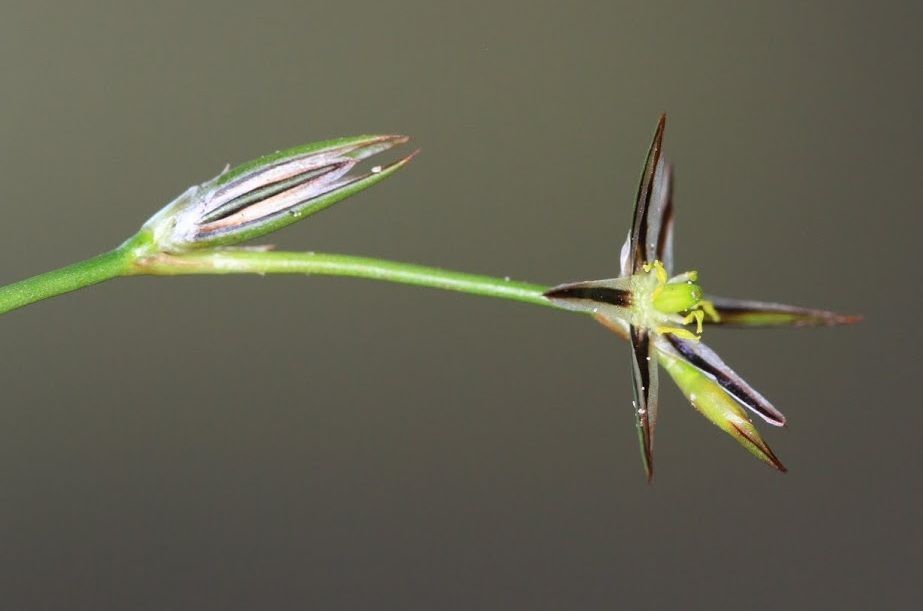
(834, 313, 863, 325)
(341, 134, 411, 159)
(730, 422, 788, 473)
(653, 113, 666, 142)
(802, 310, 863, 327)
(639, 435, 655, 484)
(652, 113, 666, 139)
(394, 147, 422, 168)
(366, 146, 420, 179)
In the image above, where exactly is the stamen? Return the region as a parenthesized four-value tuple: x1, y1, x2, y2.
(681, 310, 705, 334)
(700, 299, 721, 322)
(642, 260, 668, 285)
(656, 326, 701, 341)
(644, 260, 669, 301)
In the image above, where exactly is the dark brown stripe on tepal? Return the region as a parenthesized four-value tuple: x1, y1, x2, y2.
(629, 114, 666, 273)
(730, 423, 787, 472)
(631, 326, 651, 406)
(543, 285, 632, 307)
(629, 324, 655, 480)
(666, 334, 753, 405)
(705, 296, 862, 327)
(201, 162, 348, 224)
(655, 183, 674, 263)
(665, 334, 786, 426)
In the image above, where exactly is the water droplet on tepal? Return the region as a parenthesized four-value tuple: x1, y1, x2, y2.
(371, 165, 382, 174)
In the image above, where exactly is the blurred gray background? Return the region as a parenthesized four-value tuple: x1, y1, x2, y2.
(0, 1, 919, 609)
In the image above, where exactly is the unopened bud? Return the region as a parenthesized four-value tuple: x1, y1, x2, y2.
(143, 135, 414, 252)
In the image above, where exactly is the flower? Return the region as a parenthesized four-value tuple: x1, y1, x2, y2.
(544, 115, 858, 481)
(142, 135, 417, 252)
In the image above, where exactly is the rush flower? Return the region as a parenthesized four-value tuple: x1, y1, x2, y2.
(544, 115, 858, 480)
(142, 134, 416, 252)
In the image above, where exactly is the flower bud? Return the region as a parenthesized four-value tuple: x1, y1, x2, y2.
(143, 135, 414, 252)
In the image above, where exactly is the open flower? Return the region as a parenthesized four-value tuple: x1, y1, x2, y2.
(544, 115, 858, 480)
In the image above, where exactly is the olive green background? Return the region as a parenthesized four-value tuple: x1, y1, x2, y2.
(0, 1, 919, 609)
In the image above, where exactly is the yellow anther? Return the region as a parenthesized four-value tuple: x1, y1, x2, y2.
(656, 326, 701, 342)
(642, 260, 668, 285)
(700, 299, 721, 322)
(643, 260, 669, 302)
(681, 310, 705, 334)
(654, 261, 668, 285)
(641, 261, 713, 342)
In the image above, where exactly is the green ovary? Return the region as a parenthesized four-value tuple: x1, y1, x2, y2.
(637, 260, 718, 340)
(653, 282, 703, 314)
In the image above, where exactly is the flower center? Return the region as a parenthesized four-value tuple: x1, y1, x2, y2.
(631, 260, 719, 341)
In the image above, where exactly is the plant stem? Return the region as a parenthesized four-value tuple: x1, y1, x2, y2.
(0, 246, 135, 316)
(136, 250, 554, 308)
(0, 240, 558, 317)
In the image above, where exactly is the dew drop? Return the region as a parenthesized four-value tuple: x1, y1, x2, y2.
(371, 165, 382, 174)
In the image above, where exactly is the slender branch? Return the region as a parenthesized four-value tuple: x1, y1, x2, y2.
(134, 250, 554, 308)
(0, 236, 560, 317)
(0, 247, 135, 316)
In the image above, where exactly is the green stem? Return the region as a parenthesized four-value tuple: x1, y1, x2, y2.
(0, 236, 558, 317)
(137, 250, 554, 308)
(0, 246, 135, 316)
